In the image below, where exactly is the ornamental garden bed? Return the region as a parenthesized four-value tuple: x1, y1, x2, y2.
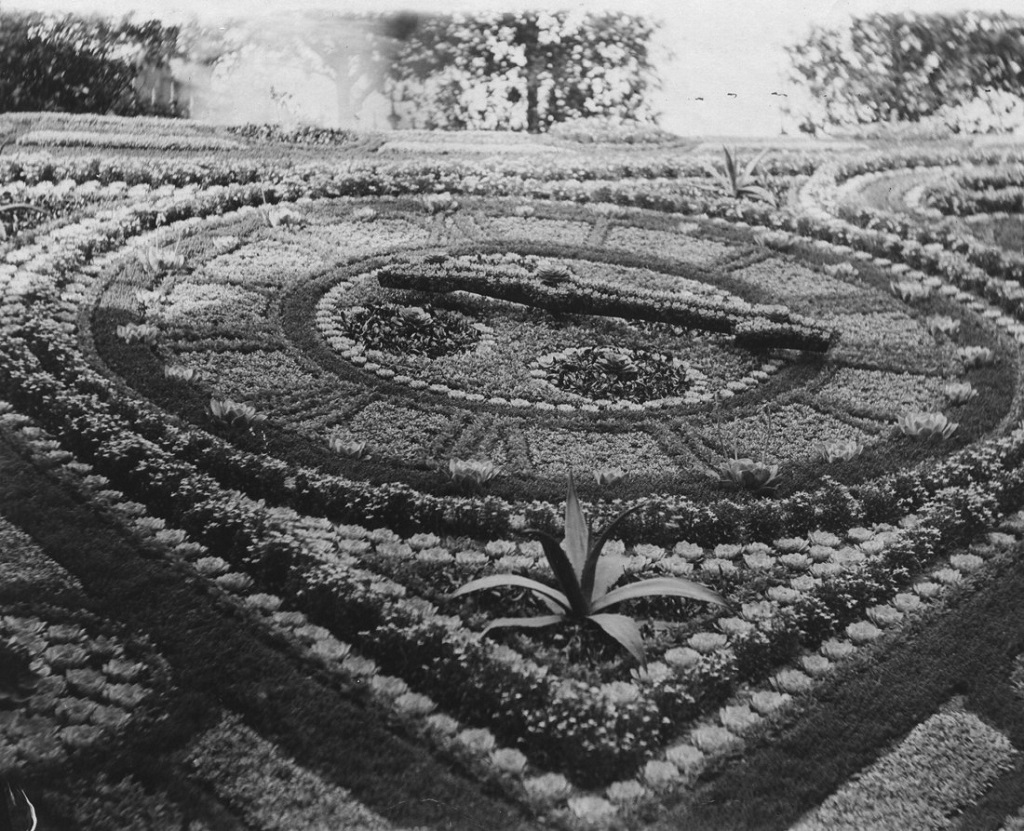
(1, 117, 1024, 830)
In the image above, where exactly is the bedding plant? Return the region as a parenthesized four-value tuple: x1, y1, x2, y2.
(1, 114, 1024, 829)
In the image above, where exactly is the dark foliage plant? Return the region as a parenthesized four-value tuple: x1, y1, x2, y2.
(0, 11, 183, 116)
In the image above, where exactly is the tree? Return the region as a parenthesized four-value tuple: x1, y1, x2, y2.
(785, 11, 1024, 133)
(0, 11, 182, 115)
(383, 11, 660, 132)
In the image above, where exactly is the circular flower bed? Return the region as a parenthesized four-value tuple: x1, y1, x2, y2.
(3, 142, 1024, 823)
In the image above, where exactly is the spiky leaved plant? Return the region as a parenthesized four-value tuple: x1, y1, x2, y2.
(451, 472, 729, 663)
(703, 146, 777, 207)
(712, 399, 780, 494)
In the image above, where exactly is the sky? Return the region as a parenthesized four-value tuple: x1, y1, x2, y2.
(6, 0, 1024, 135)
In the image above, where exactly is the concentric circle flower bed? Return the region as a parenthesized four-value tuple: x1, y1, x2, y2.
(3, 124, 1024, 829)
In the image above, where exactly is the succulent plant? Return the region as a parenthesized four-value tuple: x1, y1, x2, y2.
(115, 323, 159, 345)
(136, 246, 185, 274)
(943, 381, 978, 404)
(716, 457, 780, 494)
(535, 262, 573, 286)
(329, 437, 371, 460)
(263, 205, 303, 228)
(595, 351, 640, 380)
(702, 147, 777, 207)
(958, 345, 996, 369)
(593, 468, 626, 487)
(889, 280, 933, 302)
(209, 398, 265, 429)
(712, 400, 779, 493)
(926, 315, 960, 338)
(451, 472, 729, 663)
(1, 782, 37, 831)
(421, 192, 458, 215)
(818, 440, 864, 463)
(449, 458, 500, 490)
(352, 206, 378, 222)
(897, 411, 958, 440)
(163, 365, 201, 383)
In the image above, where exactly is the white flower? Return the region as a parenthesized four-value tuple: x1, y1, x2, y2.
(524, 773, 571, 804)
(664, 743, 705, 773)
(932, 567, 964, 585)
(718, 617, 755, 638)
(643, 759, 680, 788)
(688, 632, 728, 653)
(893, 593, 924, 613)
(568, 795, 617, 823)
(846, 621, 883, 644)
(394, 692, 436, 716)
(819, 639, 855, 661)
(866, 605, 903, 628)
(743, 551, 774, 571)
(425, 714, 460, 737)
(772, 668, 813, 694)
(949, 553, 984, 573)
(800, 655, 832, 677)
(749, 690, 790, 715)
(673, 541, 704, 561)
(606, 779, 646, 805)
(457, 727, 496, 755)
(310, 639, 351, 661)
(490, 747, 528, 775)
(626, 659, 668, 685)
(719, 704, 760, 734)
(600, 681, 642, 705)
(664, 647, 702, 670)
(359, 669, 405, 697)
(690, 725, 740, 754)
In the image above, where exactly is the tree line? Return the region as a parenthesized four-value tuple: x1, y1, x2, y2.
(1, 8, 1023, 133)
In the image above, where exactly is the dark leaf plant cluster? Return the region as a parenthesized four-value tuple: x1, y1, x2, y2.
(451, 473, 729, 663)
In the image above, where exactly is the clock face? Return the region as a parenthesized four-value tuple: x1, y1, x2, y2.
(93, 198, 1003, 504)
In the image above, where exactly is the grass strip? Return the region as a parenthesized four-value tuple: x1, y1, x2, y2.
(789, 707, 1017, 830)
(0, 433, 535, 831)
(184, 713, 407, 831)
(650, 544, 1024, 831)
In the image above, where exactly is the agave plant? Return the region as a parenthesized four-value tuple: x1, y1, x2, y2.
(209, 397, 265, 429)
(1, 782, 37, 831)
(897, 411, 958, 440)
(702, 147, 777, 207)
(450, 472, 729, 663)
(449, 458, 500, 489)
